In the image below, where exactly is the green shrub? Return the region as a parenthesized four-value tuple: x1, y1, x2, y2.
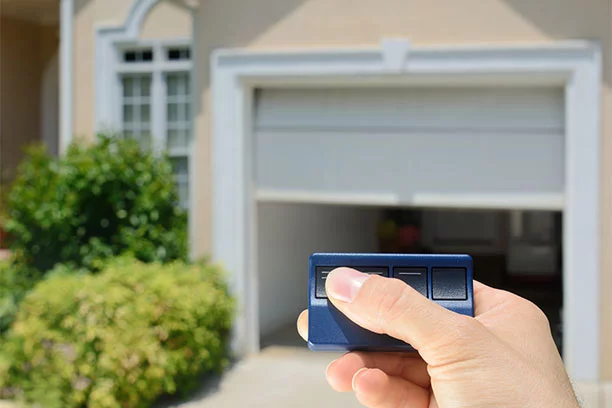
(5, 135, 187, 272)
(0, 260, 43, 336)
(0, 258, 234, 408)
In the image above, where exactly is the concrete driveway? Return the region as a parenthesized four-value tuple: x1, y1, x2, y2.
(172, 346, 361, 408)
(163, 324, 363, 408)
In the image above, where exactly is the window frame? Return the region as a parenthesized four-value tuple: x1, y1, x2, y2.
(114, 39, 193, 209)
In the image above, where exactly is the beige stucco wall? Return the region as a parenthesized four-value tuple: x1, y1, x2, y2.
(140, 1, 192, 40)
(0, 17, 58, 186)
(73, 0, 133, 138)
(190, 0, 612, 380)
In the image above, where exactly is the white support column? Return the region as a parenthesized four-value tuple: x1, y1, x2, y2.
(563, 47, 602, 383)
(188, 6, 197, 261)
(60, 0, 75, 155)
(151, 44, 166, 154)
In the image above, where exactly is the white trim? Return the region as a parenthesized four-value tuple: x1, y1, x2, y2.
(211, 40, 602, 381)
(151, 44, 166, 153)
(410, 193, 565, 211)
(187, 7, 198, 261)
(59, 0, 74, 154)
(256, 190, 565, 211)
(563, 43, 603, 382)
(116, 61, 192, 74)
(256, 190, 402, 207)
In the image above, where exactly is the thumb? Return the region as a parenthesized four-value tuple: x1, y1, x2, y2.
(325, 267, 489, 364)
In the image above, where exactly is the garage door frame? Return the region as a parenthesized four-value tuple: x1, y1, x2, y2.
(210, 40, 602, 382)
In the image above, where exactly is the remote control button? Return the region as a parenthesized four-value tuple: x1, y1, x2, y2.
(355, 267, 389, 278)
(315, 267, 334, 298)
(432, 268, 467, 300)
(393, 267, 428, 297)
(315, 266, 389, 299)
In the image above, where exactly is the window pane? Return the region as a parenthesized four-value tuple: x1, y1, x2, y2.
(123, 78, 134, 97)
(167, 47, 191, 61)
(167, 75, 179, 97)
(124, 51, 137, 62)
(142, 50, 153, 61)
(141, 104, 150, 123)
(177, 181, 189, 209)
(139, 133, 152, 151)
(123, 49, 154, 63)
(170, 158, 188, 176)
(184, 75, 191, 96)
(177, 76, 186, 95)
(123, 105, 134, 124)
(167, 73, 190, 98)
(179, 102, 190, 121)
(141, 77, 151, 97)
(165, 73, 191, 211)
(168, 49, 181, 61)
(167, 129, 189, 149)
(168, 103, 179, 121)
(121, 74, 152, 149)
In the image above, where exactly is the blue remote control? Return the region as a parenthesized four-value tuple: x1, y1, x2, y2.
(308, 253, 474, 352)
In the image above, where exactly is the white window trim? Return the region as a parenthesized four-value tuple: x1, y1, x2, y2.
(59, 0, 74, 155)
(211, 40, 602, 382)
(102, 39, 192, 149)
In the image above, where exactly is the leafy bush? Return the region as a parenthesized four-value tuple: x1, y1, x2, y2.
(0, 260, 43, 336)
(0, 258, 234, 408)
(4, 135, 187, 272)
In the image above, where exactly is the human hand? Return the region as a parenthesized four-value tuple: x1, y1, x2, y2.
(296, 267, 579, 408)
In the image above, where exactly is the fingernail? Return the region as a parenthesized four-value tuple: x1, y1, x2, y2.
(352, 367, 369, 391)
(326, 268, 370, 303)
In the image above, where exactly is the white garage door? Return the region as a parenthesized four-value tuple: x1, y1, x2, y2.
(254, 87, 565, 209)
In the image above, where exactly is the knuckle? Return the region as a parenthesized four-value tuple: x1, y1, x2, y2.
(523, 299, 551, 329)
(422, 315, 483, 366)
(451, 314, 481, 340)
(505, 293, 551, 331)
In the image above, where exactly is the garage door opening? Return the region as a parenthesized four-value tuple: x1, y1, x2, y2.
(257, 203, 563, 355)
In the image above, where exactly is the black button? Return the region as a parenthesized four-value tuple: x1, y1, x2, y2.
(315, 267, 334, 298)
(315, 266, 389, 299)
(355, 267, 389, 278)
(393, 267, 428, 297)
(432, 268, 467, 300)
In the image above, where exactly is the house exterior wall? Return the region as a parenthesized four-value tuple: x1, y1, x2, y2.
(73, 0, 133, 139)
(190, 0, 612, 380)
(139, 2, 192, 40)
(0, 17, 58, 185)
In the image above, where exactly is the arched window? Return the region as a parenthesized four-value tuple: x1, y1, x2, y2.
(96, 0, 194, 209)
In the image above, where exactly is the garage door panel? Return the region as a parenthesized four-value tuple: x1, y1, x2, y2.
(255, 87, 564, 208)
(257, 130, 564, 197)
(256, 88, 564, 132)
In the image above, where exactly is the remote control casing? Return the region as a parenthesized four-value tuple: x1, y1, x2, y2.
(308, 253, 474, 352)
